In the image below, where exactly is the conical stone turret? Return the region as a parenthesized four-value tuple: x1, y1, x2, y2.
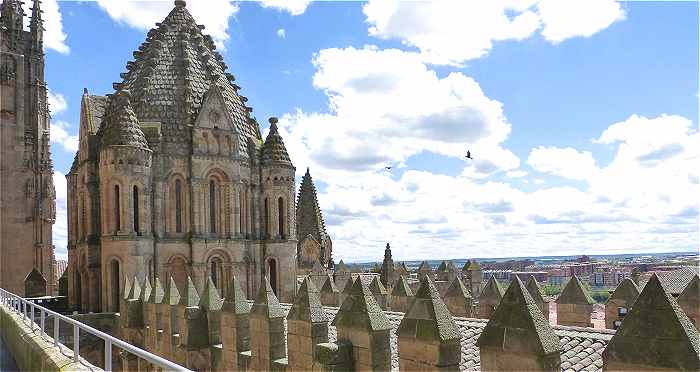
(480, 275, 505, 319)
(477, 277, 561, 371)
(677, 274, 699, 329)
(249, 276, 286, 370)
(332, 275, 392, 371)
(556, 275, 594, 327)
(221, 276, 251, 370)
(398, 275, 461, 370)
(603, 274, 699, 371)
(605, 278, 639, 329)
(287, 277, 329, 371)
(444, 276, 473, 317)
(526, 275, 549, 321)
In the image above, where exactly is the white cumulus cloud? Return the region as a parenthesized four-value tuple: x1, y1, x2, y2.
(280, 46, 518, 177)
(528, 146, 598, 181)
(50, 120, 79, 153)
(363, 0, 624, 66)
(537, 0, 625, 43)
(276, 28, 286, 38)
(95, 0, 238, 48)
(48, 91, 67, 114)
(258, 0, 311, 16)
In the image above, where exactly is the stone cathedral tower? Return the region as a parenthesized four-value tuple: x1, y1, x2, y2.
(66, 1, 297, 313)
(0, 0, 56, 296)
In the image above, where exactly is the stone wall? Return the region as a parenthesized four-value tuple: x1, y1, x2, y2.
(0, 303, 98, 371)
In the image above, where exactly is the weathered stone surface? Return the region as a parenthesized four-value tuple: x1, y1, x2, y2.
(296, 168, 332, 269)
(526, 275, 549, 321)
(417, 261, 433, 280)
(479, 275, 505, 319)
(677, 274, 699, 329)
(333, 276, 391, 332)
(179, 276, 200, 307)
(605, 278, 639, 329)
(477, 277, 561, 371)
(250, 276, 287, 371)
(444, 276, 473, 318)
(558, 275, 594, 305)
(603, 274, 700, 371)
(251, 276, 285, 319)
(0, 3, 56, 297)
(557, 275, 594, 327)
(24, 268, 47, 298)
(288, 277, 327, 323)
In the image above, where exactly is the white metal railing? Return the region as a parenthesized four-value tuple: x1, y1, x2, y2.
(0, 288, 192, 372)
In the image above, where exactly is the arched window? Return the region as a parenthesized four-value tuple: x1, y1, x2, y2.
(238, 190, 244, 235)
(110, 260, 120, 312)
(114, 185, 121, 232)
(175, 179, 183, 233)
(133, 186, 140, 234)
(210, 257, 224, 295)
(209, 180, 217, 233)
(278, 197, 285, 238)
(268, 258, 278, 296)
(264, 197, 269, 238)
(80, 193, 86, 239)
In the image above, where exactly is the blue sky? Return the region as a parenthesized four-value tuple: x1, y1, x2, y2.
(39, 1, 698, 261)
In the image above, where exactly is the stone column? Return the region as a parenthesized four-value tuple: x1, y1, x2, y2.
(602, 274, 699, 371)
(331, 276, 392, 371)
(145, 277, 165, 354)
(221, 276, 251, 371)
(159, 276, 181, 362)
(319, 274, 339, 307)
(249, 276, 287, 371)
(389, 275, 414, 313)
(88, 267, 101, 312)
(287, 277, 329, 371)
(443, 276, 473, 317)
(119, 277, 144, 371)
(556, 275, 594, 327)
(398, 276, 461, 370)
(477, 277, 561, 372)
(176, 276, 211, 370)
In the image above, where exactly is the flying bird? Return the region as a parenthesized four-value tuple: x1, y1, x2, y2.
(465, 150, 473, 159)
(385, 166, 392, 170)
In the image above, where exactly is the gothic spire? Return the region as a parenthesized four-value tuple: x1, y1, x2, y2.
(296, 167, 332, 263)
(0, 0, 24, 34)
(30, 0, 43, 50)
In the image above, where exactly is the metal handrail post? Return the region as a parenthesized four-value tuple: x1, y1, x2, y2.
(30, 303, 35, 330)
(40, 309, 46, 337)
(73, 323, 79, 362)
(53, 314, 60, 346)
(105, 339, 112, 371)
